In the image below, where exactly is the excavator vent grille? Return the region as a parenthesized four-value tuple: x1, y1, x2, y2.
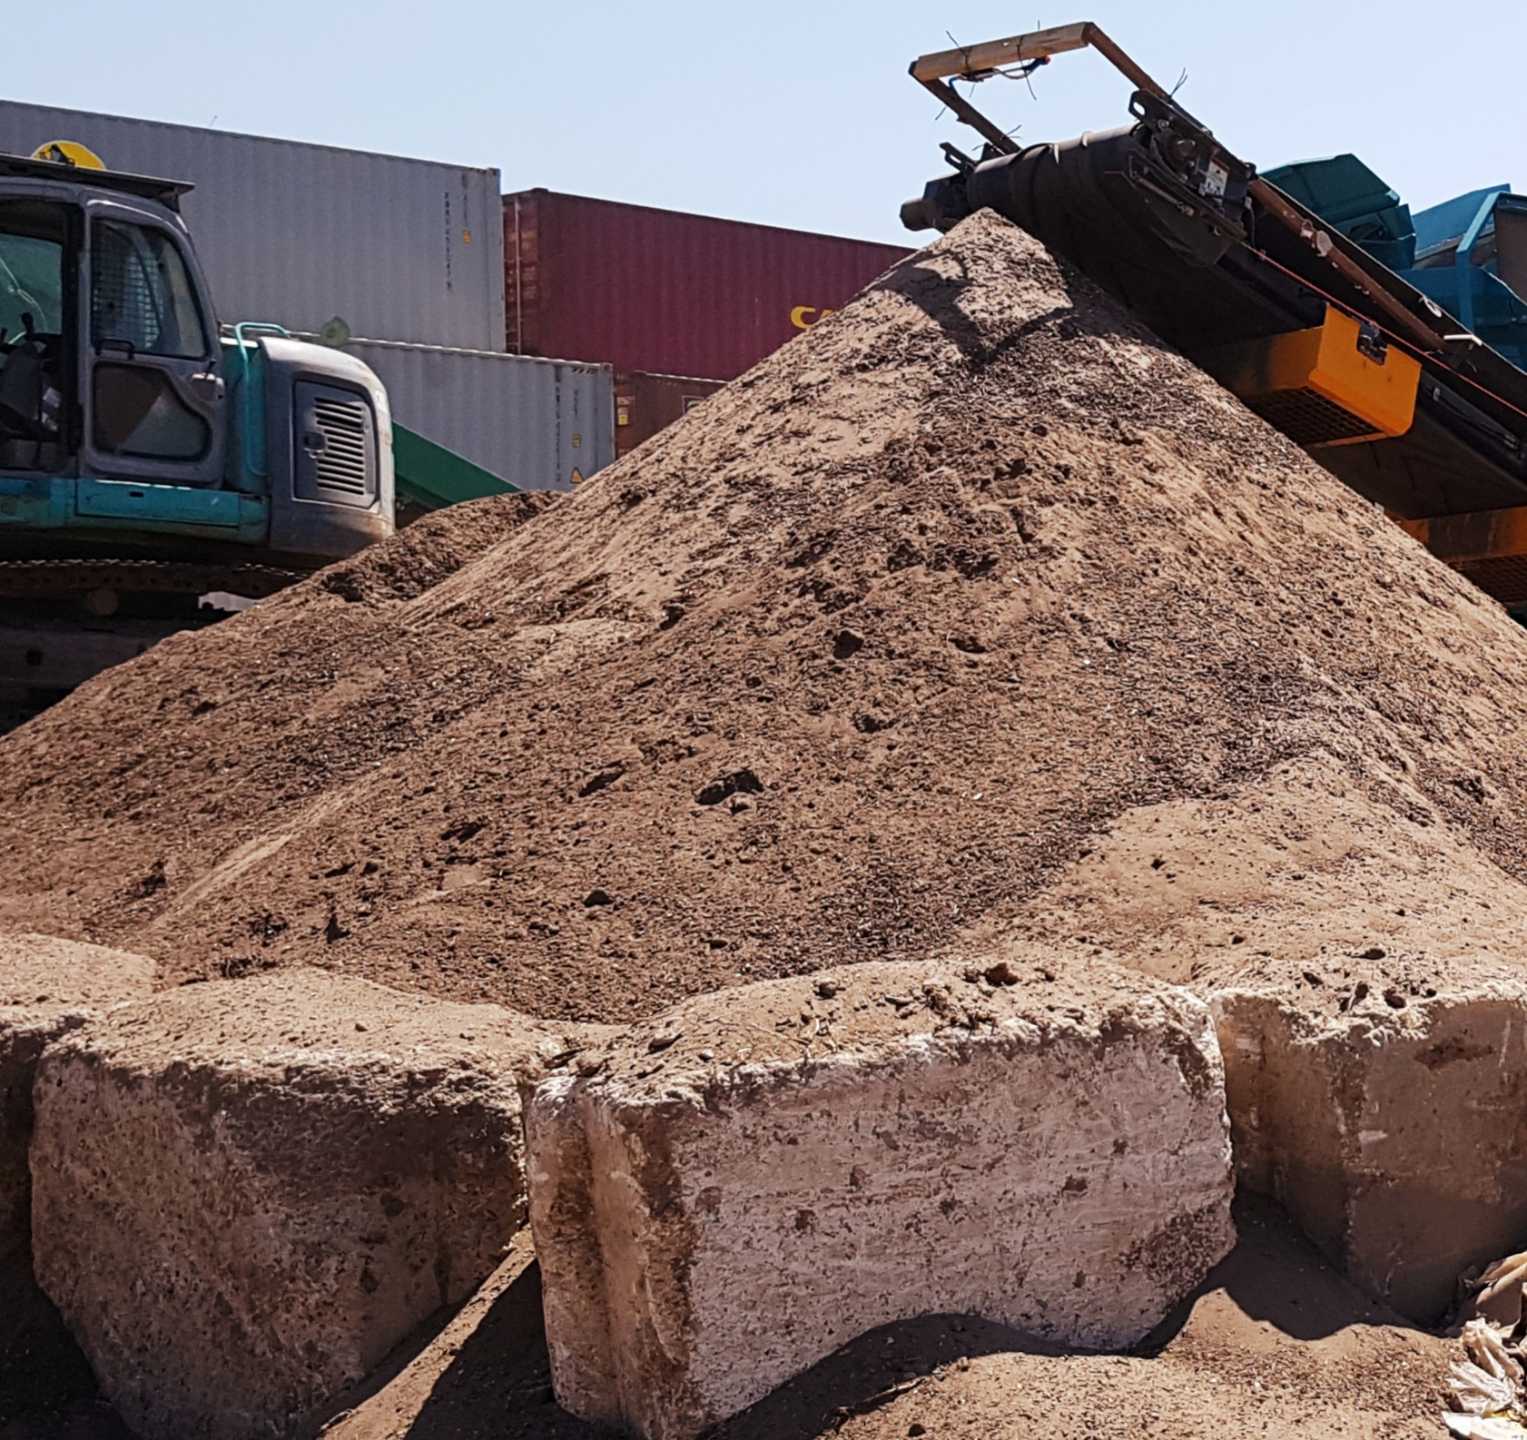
(294, 381, 377, 510)
(311, 397, 371, 495)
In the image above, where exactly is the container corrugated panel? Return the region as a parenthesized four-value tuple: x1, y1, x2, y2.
(505, 190, 912, 381)
(0, 100, 505, 351)
(615, 370, 727, 458)
(342, 338, 613, 493)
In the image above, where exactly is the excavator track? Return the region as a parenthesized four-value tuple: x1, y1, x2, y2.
(0, 558, 301, 601)
(0, 557, 305, 732)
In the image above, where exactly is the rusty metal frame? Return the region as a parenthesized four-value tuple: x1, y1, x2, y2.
(1392, 506, 1527, 605)
(1395, 506, 1527, 567)
(911, 21, 1163, 94)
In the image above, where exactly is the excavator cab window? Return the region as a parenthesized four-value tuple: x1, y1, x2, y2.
(91, 219, 206, 360)
(86, 214, 219, 476)
(0, 199, 71, 473)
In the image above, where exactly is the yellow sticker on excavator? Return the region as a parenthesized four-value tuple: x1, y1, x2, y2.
(31, 140, 105, 170)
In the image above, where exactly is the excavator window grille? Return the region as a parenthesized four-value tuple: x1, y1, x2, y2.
(90, 220, 208, 360)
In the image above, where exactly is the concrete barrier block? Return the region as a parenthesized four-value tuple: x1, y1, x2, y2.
(0, 933, 153, 1353)
(526, 958, 1235, 1439)
(30, 968, 608, 1440)
(1216, 977, 1527, 1322)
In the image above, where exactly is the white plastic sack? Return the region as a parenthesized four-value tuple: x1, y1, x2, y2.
(1443, 1416, 1527, 1439)
(1444, 1318, 1527, 1436)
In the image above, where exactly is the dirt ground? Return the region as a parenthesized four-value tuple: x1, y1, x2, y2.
(0, 1201, 1453, 1440)
(0, 1273, 127, 1440)
(5, 214, 1527, 1027)
(310, 1197, 1446, 1440)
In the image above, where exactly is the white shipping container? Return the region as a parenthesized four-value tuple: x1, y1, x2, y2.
(0, 100, 505, 352)
(343, 338, 614, 493)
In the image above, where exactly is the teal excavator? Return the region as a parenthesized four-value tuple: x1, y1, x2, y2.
(0, 144, 513, 727)
(902, 23, 1527, 611)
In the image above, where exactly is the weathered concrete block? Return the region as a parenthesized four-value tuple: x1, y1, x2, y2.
(1215, 977, 1527, 1322)
(0, 933, 153, 1354)
(30, 968, 610, 1440)
(526, 957, 1236, 1440)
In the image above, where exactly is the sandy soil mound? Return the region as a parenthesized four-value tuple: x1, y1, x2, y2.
(4, 212, 1527, 1021)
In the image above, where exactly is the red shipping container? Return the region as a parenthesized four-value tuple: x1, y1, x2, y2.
(614, 370, 728, 458)
(504, 189, 912, 381)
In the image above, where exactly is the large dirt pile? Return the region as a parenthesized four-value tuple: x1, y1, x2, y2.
(5, 211, 1527, 1021)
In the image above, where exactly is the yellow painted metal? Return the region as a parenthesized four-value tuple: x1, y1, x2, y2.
(30, 139, 105, 170)
(1204, 307, 1420, 447)
(1307, 309, 1419, 441)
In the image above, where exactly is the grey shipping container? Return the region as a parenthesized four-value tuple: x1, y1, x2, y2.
(0, 99, 505, 351)
(342, 337, 614, 494)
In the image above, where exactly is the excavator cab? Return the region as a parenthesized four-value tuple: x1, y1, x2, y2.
(0, 153, 395, 725)
(0, 153, 394, 566)
(0, 184, 228, 488)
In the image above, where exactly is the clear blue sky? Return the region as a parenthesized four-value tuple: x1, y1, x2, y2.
(9, 0, 1526, 245)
